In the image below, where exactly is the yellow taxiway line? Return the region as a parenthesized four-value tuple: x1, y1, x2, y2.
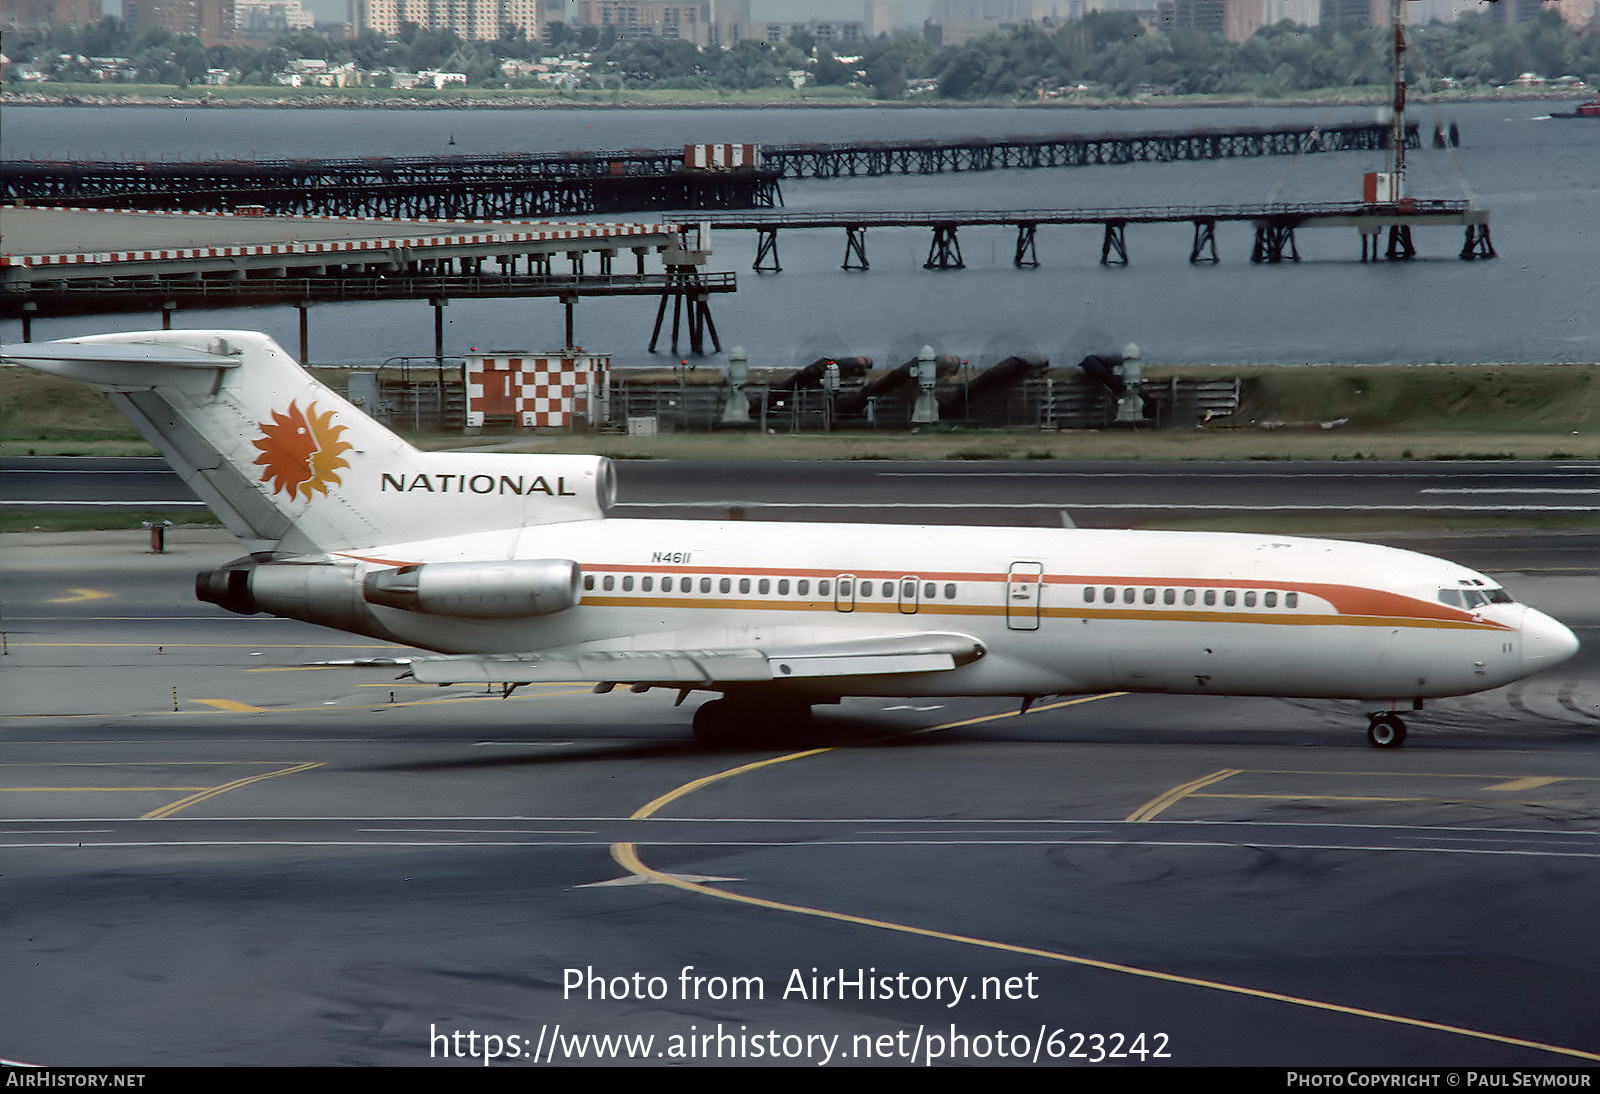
(611, 696, 1600, 1064)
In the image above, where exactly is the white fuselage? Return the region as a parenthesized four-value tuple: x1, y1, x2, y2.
(331, 520, 1572, 704)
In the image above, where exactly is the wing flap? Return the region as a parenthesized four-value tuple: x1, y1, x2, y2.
(767, 651, 956, 678)
(407, 632, 982, 687)
(409, 649, 773, 686)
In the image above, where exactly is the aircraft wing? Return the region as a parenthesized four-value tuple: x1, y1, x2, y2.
(407, 632, 984, 687)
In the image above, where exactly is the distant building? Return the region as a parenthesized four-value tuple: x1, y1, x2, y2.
(571, 0, 751, 46)
(1157, 0, 1224, 34)
(356, 0, 545, 40)
(235, 0, 315, 33)
(0, 0, 115, 33)
(764, 16, 865, 43)
(1550, 0, 1598, 25)
(926, 0, 1072, 46)
(1491, 0, 1558, 22)
(125, 0, 238, 44)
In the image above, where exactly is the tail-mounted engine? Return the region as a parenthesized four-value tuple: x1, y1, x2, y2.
(196, 555, 373, 633)
(197, 556, 582, 631)
(362, 559, 581, 619)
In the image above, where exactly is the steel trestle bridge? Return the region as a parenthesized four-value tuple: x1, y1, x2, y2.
(0, 122, 1414, 217)
(701, 199, 1492, 270)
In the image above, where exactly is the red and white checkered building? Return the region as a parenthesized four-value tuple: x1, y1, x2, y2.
(465, 352, 611, 429)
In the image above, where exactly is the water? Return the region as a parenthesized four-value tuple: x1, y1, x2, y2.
(1, 101, 1594, 368)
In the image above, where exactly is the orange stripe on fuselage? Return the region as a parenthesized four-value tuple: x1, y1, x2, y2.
(576, 596, 1507, 632)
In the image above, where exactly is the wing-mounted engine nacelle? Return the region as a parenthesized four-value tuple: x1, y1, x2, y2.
(362, 559, 581, 619)
(196, 556, 372, 633)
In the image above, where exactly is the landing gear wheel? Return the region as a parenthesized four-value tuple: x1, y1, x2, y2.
(1366, 713, 1407, 749)
(692, 698, 741, 747)
(691, 697, 814, 748)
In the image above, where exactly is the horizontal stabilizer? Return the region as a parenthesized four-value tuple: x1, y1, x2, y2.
(1, 339, 239, 389)
(409, 632, 983, 687)
(1, 341, 238, 367)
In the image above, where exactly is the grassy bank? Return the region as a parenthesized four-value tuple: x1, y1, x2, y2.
(7, 362, 1598, 462)
(0, 510, 221, 533)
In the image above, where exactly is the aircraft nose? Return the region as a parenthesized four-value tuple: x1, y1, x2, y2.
(1522, 608, 1580, 673)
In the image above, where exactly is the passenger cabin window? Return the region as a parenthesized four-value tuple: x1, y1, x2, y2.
(1264, 592, 1277, 608)
(583, 575, 595, 591)
(700, 577, 712, 593)
(1285, 592, 1298, 608)
(739, 578, 751, 594)
(801, 580, 813, 596)
(1204, 590, 1216, 606)
(1184, 590, 1196, 606)
(778, 580, 790, 595)
(1085, 587, 1096, 604)
(945, 584, 957, 600)
(1244, 591, 1256, 607)
(1122, 588, 1135, 605)
(1164, 589, 1176, 606)
(603, 575, 615, 591)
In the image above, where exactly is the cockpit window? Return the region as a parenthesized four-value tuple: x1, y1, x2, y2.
(1440, 586, 1516, 609)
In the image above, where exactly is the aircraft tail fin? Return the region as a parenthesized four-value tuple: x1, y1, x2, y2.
(2, 331, 613, 555)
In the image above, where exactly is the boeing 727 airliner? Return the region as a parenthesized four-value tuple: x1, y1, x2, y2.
(2, 330, 1579, 747)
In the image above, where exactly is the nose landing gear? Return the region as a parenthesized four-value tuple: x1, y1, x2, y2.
(1366, 712, 1407, 749)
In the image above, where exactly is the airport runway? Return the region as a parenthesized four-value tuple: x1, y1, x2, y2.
(8, 456, 1600, 521)
(2, 496, 1599, 1066)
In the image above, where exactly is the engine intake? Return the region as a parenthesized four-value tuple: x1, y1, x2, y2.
(363, 559, 581, 619)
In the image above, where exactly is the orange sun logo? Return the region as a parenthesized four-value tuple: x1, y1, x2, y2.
(251, 400, 353, 501)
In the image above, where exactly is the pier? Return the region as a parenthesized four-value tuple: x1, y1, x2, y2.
(0, 158, 780, 218)
(705, 200, 1493, 271)
(759, 121, 1414, 179)
(0, 208, 732, 357)
(0, 121, 1411, 217)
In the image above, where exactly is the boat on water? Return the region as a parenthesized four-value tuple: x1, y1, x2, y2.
(1550, 99, 1600, 119)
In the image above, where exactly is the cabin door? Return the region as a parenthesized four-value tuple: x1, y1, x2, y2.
(897, 576, 920, 615)
(833, 573, 856, 613)
(1006, 561, 1044, 631)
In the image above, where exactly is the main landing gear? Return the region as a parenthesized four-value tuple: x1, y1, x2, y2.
(1366, 712, 1407, 749)
(692, 696, 814, 747)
